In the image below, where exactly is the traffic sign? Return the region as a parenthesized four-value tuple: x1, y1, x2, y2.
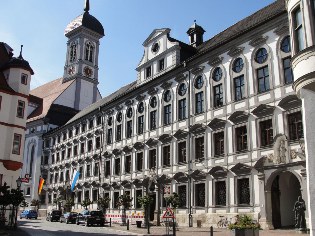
(20, 178, 29, 183)
(162, 207, 175, 219)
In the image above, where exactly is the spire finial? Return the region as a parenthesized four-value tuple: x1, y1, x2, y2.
(18, 45, 24, 59)
(84, 0, 90, 12)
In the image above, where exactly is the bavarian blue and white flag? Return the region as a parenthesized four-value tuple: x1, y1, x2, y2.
(70, 169, 80, 191)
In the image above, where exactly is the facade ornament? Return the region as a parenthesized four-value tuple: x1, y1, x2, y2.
(191, 66, 205, 75)
(105, 109, 114, 116)
(125, 99, 134, 106)
(267, 153, 274, 163)
(147, 87, 158, 95)
(115, 104, 123, 111)
(160, 81, 173, 89)
(174, 73, 187, 83)
(227, 46, 244, 57)
(291, 150, 297, 159)
(273, 134, 288, 164)
(293, 196, 307, 230)
(249, 35, 268, 47)
(273, 24, 289, 36)
(208, 56, 224, 67)
(135, 94, 146, 102)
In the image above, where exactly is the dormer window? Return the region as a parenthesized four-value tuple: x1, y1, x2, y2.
(146, 66, 152, 78)
(151, 42, 160, 53)
(69, 43, 77, 62)
(21, 74, 28, 85)
(85, 42, 94, 62)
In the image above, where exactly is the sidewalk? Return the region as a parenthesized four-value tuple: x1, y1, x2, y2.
(109, 224, 310, 236)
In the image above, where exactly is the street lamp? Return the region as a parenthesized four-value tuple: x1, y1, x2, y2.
(14, 177, 22, 228)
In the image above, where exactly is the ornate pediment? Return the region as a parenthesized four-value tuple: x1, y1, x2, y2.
(102, 183, 110, 190)
(160, 81, 173, 89)
(92, 154, 100, 160)
(173, 129, 189, 140)
(121, 180, 131, 188)
(189, 123, 207, 135)
(148, 87, 158, 95)
(73, 139, 78, 144)
(71, 161, 78, 166)
(125, 99, 134, 106)
(94, 129, 102, 136)
(158, 134, 173, 144)
(278, 95, 301, 111)
(274, 24, 289, 36)
(249, 35, 268, 47)
(79, 136, 86, 142)
(208, 56, 224, 67)
(65, 163, 71, 168)
(115, 105, 123, 111)
(103, 151, 112, 158)
(91, 181, 99, 187)
(228, 111, 249, 124)
(146, 138, 159, 147)
(123, 145, 133, 153)
(173, 172, 188, 183)
(112, 148, 122, 156)
(66, 142, 72, 147)
(157, 174, 172, 184)
(209, 166, 228, 178)
(191, 66, 205, 75)
(83, 182, 91, 188)
(252, 104, 275, 117)
(135, 94, 146, 102)
(230, 163, 251, 175)
(190, 169, 207, 180)
(132, 179, 143, 187)
(174, 73, 187, 83)
(105, 109, 114, 116)
(227, 46, 244, 57)
(133, 142, 145, 150)
(208, 118, 226, 130)
(86, 133, 93, 139)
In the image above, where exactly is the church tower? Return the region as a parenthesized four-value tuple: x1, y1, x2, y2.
(63, 0, 104, 108)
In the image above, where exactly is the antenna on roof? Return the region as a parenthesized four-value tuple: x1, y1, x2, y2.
(18, 45, 23, 59)
(84, 0, 90, 12)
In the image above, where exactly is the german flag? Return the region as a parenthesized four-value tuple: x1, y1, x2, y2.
(38, 177, 44, 195)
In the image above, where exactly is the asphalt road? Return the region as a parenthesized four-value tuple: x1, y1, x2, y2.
(17, 218, 138, 236)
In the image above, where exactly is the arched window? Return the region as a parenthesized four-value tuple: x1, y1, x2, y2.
(69, 43, 77, 62)
(29, 146, 35, 177)
(85, 42, 94, 62)
(232, 58, 244, 73)
(255, 48, 268, 64)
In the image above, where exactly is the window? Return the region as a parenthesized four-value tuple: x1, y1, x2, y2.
(260, 119, 273, 147)
(146, 66, 152, 78)
(150, 96, 157, 108)
(215, 181, 226, 206)
(21, 73, 28, 85)
(125, 155, 131, 174)
(49, 174, 53, 184)
(68, 130, 72, 138)
(115, 158, 121, 175)
(150, 111, 157, 130)
(77, 192, 82, 203)
(82, 124, 86, 132)
(178, 83, 187, 96)
(60, 172, 64, 182)
(94, 163, 99, 176)
(92, 189, 98, 202)
(17, 100, 25, 118)
(61, 150, 65, 160)
(65, 170, 70, 181)
(107, 128, 112, 144)
(149, 149, 156, 169)
(178, 141, 186, 163)
(178, 185, 187, 208)
(85, 42, 94, 62)
(288, 112, 303, 141)
(195, 137, 204, 160)
(194, 75, 203, 89)
(138, 102, 144, 113)
(195, 92, 204, 114)
(54, 173, 59, 183)
(26, 187, 31, 195)
(89, 119, 94, 129)
(80, 143, 85, 154)
(283, 57, 293, 84)
(212, 67, 223, 82)
(135, 190, 142, 208)
(257, 66, 270, 93)
(12, 133, 22, 154)
(238, 178, 250, 205)
(108, 117, 113, 126)
(56, 153, 60, 162)
(234, 75, 245, 101)
(178, 98, 187, 120)
(281, 36, 291, 53)
(85, 190, 90, 200)
(294, 7, 305, 52)
(164, 104, 171, 125)
(213, 84, 223, 107)
(117, 112, 122, 122)
(51, 154, 55, 164)
(86, 165, 91, 177)
(116, 124, 122, 141)
(214, 131, 224, 156)
(97, 116, 102, 126)
(136, 153, 143, 171)
(96, 136, 101, 149)
(88, 140, 93, 152)
(74, 145, 78, 156)
(126, 120, 132, 138)
(69, 43, 77, 62)
(232, 58, 244, 73)
(195, 183, 205, 207)
(164, 90, 171, 102)
(255, 48, 268, 64)
(137, 116, 144, 134)
(105, 161, 110, 177)
(159, 58, 165, 71)
(75, 127, 79, 135)
(79, 166, 83, 179)
(163, 145, 171, 167)
(127, 108, 133, 118)
(236, 126, 247, 152)
(48, 194, 52, 204)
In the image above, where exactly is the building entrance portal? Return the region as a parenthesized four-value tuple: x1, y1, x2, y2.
(271, 172, 301, 229)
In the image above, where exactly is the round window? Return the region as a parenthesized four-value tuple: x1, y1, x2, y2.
(280, 36, 291, 53)
(164, 90, 171, 102)
(107, 117, 112, 126)
(194, 75, 204, 89)
(117, 112, 122, 122)
(150, 96, 157, 108)
(138, 102, 144, 113)
(127, 107, 133, 118)
(232, 58, 244, 73)
(151, 42, 160, 53)
(255, 48, 268, 64)
(212, 67, 223, 82)
(178, 83, 187, 96)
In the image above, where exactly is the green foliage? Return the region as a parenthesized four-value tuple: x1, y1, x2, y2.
(138, 195, 153, 210)
(165, 193, 180, 209)
(53, 197, 63, 210)
(81, 198, 92, 210)
(97, 197, 110, 211)
(10, 189, 24, 206)
(20, 200, 29, 209)
(117, 194, 133, 209)
(0, 184, 11, 207)
(64, 198, 75, 208)
(228, 215, 260, 230)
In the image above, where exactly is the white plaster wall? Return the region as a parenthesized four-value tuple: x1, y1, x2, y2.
(3, 68, 31, 96)
(54, 82, 76, 108)
(79, 79, 95, 110)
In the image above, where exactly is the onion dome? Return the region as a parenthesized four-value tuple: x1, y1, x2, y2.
(65, 0, 104, 36)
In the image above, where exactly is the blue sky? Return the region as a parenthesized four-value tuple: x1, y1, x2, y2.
(0, 0, 275, 97)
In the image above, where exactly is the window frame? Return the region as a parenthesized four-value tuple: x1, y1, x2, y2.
(16, 100, 25, 118)
(235, 125, 248, 153)
(213, 84, 223, 108)
(21, 73, 28, 85)
(12, 133, 22, 155)
(257, 65, 270, 93)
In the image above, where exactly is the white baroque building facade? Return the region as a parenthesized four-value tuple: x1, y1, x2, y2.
(39, 0, 314, 230)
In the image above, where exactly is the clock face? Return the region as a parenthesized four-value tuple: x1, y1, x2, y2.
(68, 66, 75, 75)
(84, 66, 93, 77)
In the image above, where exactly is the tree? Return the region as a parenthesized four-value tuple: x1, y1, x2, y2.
(31, 199, 40, 212)
(138, 195, 153, 227)
(81, 198, 92, 210)
(20, 200, 29, 210)
(97, 197, 110, 221)
(53, 197, 62, 210)
(64, 198, 75, 212)
(117, 194, 133, 225)
(165, 193, 180, 210)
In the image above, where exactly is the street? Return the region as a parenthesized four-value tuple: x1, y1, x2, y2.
(17, 218, 137, 236)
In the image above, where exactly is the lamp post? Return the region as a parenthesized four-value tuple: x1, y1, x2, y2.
(14, 177, 22, 229)
(147, 168, 157, 234)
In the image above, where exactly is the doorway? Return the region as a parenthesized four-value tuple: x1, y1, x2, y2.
(271, 172, 301, 228)
(149, 193, 156, 221)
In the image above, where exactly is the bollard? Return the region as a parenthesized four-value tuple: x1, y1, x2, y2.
(172, 218, 176, 236)
(210, 226, 213, 236)
(127, 219, 129, 230)
(110, 218, 112, 227)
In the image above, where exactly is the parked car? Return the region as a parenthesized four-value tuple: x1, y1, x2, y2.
(20, 210, 38, 219)
(46, 210, 62, 222)
(76, 210, 105, 227)
(60, 212, 78, 224)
